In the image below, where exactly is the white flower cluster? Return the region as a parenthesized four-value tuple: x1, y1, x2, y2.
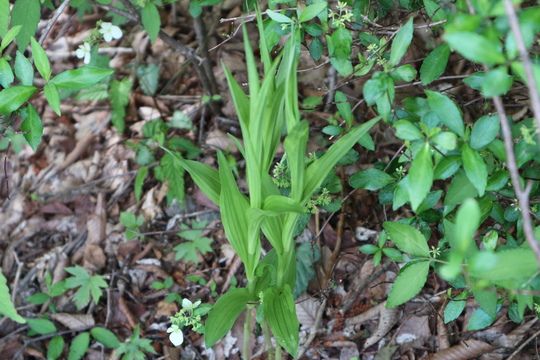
(167, 298, 202, 346)
(76, 22, 122, 64)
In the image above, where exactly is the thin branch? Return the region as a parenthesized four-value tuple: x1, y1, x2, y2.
(504, 0, 540, 133)
(492, 94, 540, 267)
(39, 0, 72, 45)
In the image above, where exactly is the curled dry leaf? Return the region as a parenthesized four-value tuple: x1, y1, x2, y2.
(345, 301, 386, 327)
(363, 305, 400, 349)
(296, 295, 321, 329)
(492, 317, 538, 348)
(437, 302, 451, 350)
(205, 129, 239, 153)
(51, 313, 95, 329)
(430, 340, 495, 360)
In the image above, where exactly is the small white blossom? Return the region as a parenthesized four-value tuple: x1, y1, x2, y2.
(182, 298, 201, 311)
(99, 22, 123, 42)
(167, 324, 184, 346)
(75, 43, 92, 64)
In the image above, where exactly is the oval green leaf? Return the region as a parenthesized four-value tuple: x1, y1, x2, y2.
(350, 168, 395, 190)
(0, 85, 36, 114)
(408, 141, 433, 211)
(420, 43, 450, 85)
(444, 32, 506, 66)
(425, 90, 464, 137)
(387, 260, 430, 308)
(141, 2, 160, 44)
(383, 221, 430, 257)
(462, 143, 487, 196)
(50, 66, 114, 90)
(389, 17, 414, 67)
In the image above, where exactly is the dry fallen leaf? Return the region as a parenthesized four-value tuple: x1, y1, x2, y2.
(51, 313, 95, 329)
(363, 305, 400, 349)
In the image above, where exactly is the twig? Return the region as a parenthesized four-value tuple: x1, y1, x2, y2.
(503, 0, 540, 131)
(492, 94, 540, 266)
(505, 328, 540, 360)
(219, 8, 297, 23)
(38, 0, 72, 45)
(296, 297, 327, 359)
(10, 252, 24, 303)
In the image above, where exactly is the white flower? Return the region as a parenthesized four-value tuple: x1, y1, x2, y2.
(75, 43, 92, 64)
(167, 324, 184, 346)
(99, 22, 123, 42)
(182, 298, 201, 311)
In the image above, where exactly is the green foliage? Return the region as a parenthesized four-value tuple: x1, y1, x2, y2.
(116, 324, 157, 360)
(174, 220, 214, 264)
(64, 266, 108, 309)
(0, 267, 25, 323)
(68, 332, 90, 360)
(120, 211, 144, 240)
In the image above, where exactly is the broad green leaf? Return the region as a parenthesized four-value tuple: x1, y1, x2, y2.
(424, 0, 447, 22)
(205, 288, 251, 347)
(335, 91, 352, 126)
(284, 120, 309, 202)
(0, 25, 22, 53)
(425, 90, 464, 137)
(364, 72, 387, 105)
(408, 142, 433, 211)
(390, 64, 417, 82)
(163, 148, 220, 205)
(294, 242, 321, 298)
(469, 248, 538, 281)
(389, 17, 414, 67)
(453, 198, 480, 253)
(481, 66, 513, 97)
(0, 0, 8, 38)
(141, 2, 160, 44)
(91, 327, 120, 348)
(30, 37, 51, 82)
(27, 292, 50, 305)
(47, 336, 64, 360)
(387, 260, 430, 308)
(304, 23, 323, 37)
(462, 143, 487, 196)
(473, 289, 498, 319)
(468, 307, 497, 331)
(431, 131, 457, 150)
(303, 117, 380, 202)
(0, 267, 25, 323)
(264, 286, 299, 357)
(14, 51, 34, 86)
(349, 168, 395, 190)
(266, 9, 293, 23)
(309, 37, 323, 61)
(444, 32, 505, 66)
(11, 0, 40, 52)
(444, 171, 479, 206)
(299, 2, 327, 23)
(20, 104, 42, 151)
(51, 66, 114, 90)
(470, 115, 499, 150)
(44, 83, 60, 116)
(393, 176, 410, 210)
(444, 291, 468, 323)
(27, 318, 57, 334)
(420, 43, 450, 85)
(486, 171, 508, 191)
(68, 332, 90, 360)
(0, 58, 14, 87)
(434, 155, 461, 180)
(329, 26, 353, 76)
(263, 195, 304, 214)
(394, 120, 424, 140)
(416, 190, 443, 214)
(322, 125, 344, 136)
(463, 71, 485, 90)
(383, 221, 430, 257)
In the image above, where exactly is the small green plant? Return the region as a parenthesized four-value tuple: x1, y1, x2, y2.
(116, 324, 157, 360)
(64, 266, 109, 309)
(167, 298, 211, 346)
(120, 211, 145, 240)
(174, 220, 214, 264)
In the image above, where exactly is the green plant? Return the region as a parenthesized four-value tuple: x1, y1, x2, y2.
(115, 324, 157, 360)
(166, 7, 379, 357)
(174, 220, 214, 264)
(120, 211, 145, 240)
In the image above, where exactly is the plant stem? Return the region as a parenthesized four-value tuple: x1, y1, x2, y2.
(275, 342, 282, 360)
(261, 319, 275, 360)
(243, 306, 252, 360)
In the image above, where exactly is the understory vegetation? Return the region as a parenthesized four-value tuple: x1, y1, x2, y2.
(1, 0, 540, 359)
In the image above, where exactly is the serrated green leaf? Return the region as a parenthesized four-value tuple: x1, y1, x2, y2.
(0, 267, 25, 323)
(91, 327, 120, 348)
(161, 152, 185, 202)
(136, 63, 159, 96)
(134, 167, 148, 202)
(387, 260, 430, 308)
(425, 90, 464, 136)
(14, 50, 34, 86)
(50, 66, 114, 90)
(299, 2, 326, 23)
(68, 332, 90, 360)
(30, 37, 51, 82)
(27, 318, 57, 334)
(0, 57, 13, 87)
(264, 286, 299, 357)
(389, 17, 414, 67)
(444, 291, 468, 323)
(65, 266, 108, 309)
(205, 288, 251, 347)
(462, 143, 487, 196)
(420, 43, 450, 85)
(408, 142, 433, 211)
(470, 115, 499, 150)
(110, 78, 132, 133)
(444, 171, 479, 206)
(11, 0, 40, 51)
(44, 83, 60, 116)
(20, 103, 42, 151)
(383, 221, 430, 257)
(141, 2, 160, 44)
(0, 25, 22, 53)
(444, 32, 506, 66)
(350, 168, 395, 190)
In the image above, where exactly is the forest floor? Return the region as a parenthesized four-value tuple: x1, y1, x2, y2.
(1, 2, 540, 360)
